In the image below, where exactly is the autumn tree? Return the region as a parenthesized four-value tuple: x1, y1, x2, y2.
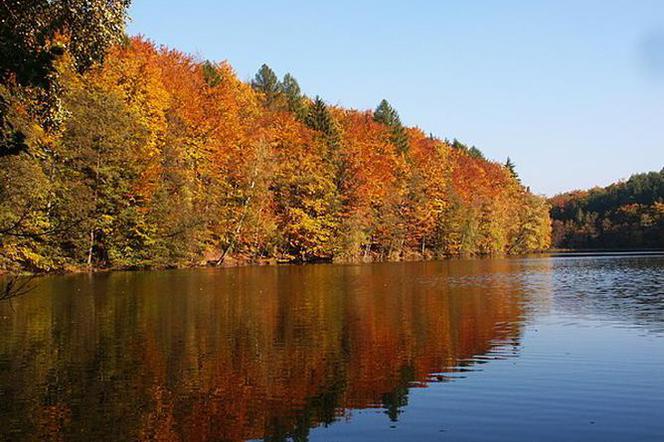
(0, 0, 131, 156)
(510, 193, 551, 253)
(271, 114, 340, 261)
(56, 74, 152, 268)
(335, 110, 404, 260)
(0, 146, 53, 270)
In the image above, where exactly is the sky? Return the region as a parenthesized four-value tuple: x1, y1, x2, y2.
(127, 0, 664, 196)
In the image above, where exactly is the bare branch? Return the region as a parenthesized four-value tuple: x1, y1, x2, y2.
(1, 274, 38, 302)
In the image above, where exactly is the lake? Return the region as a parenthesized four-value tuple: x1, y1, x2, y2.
(1, 255, 663, 441)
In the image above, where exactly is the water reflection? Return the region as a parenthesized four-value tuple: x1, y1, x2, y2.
(1, 260, 529, 441)
(2, 256, 663, 441)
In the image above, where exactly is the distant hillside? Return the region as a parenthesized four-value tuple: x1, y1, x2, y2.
(550, 169, 664, 249)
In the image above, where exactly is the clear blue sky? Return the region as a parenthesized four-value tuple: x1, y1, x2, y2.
(127, 0, 664, 196)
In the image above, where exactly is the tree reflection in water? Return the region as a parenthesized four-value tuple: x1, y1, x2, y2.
(0, 260, 531, 441)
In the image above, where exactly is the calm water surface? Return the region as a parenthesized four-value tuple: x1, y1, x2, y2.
(1, 255, 663, 441)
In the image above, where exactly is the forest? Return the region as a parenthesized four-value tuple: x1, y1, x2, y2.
(550, 169, 664, 249)
(0, 1, 551, 273)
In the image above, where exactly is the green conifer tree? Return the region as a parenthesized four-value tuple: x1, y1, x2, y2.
(305, 97, 337, 139)
(251, 64, 280, 109)
(505, 157, 520, 181)
(468, 146, 485, 159)
(305, 96, 346, 191)
(373, 99, 409, 154)
(202, 61, 222, 87)
(279, 73, 307, 119)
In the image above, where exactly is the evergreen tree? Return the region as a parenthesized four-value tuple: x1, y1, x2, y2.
(468, 146, 485, 159)
(451, 138, 484, 160)
(374, 99, 399, 126)
(202, 61, 222, 87)
(251, 64, 280, 109)
(305, 97, 337, 139)
(373, 99, 409, 154)
(305, 96, 345, 192)
(505, 157, 520, 181)
(280, 73, 307, 119)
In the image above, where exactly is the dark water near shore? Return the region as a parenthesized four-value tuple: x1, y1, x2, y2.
(1, 255, 663, 441)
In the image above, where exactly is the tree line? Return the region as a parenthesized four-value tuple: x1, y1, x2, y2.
(550, 169, 664, 249)
(0, 1, 551, 272)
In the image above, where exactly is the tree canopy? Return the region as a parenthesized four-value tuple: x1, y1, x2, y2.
(0, 0, 132, 157)
(1, 36, 550, 271)
(550, 169, 664, 249)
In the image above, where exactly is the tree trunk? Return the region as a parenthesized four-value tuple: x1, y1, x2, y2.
(88, 153, 101, 270)
(216, 179, 256, 266)
(87, 228, 95, 268)
(216, 141, 269, 266)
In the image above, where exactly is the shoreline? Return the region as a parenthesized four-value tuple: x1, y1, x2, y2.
(8, 248, 664, 277)
(2, 251, 548, 277)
